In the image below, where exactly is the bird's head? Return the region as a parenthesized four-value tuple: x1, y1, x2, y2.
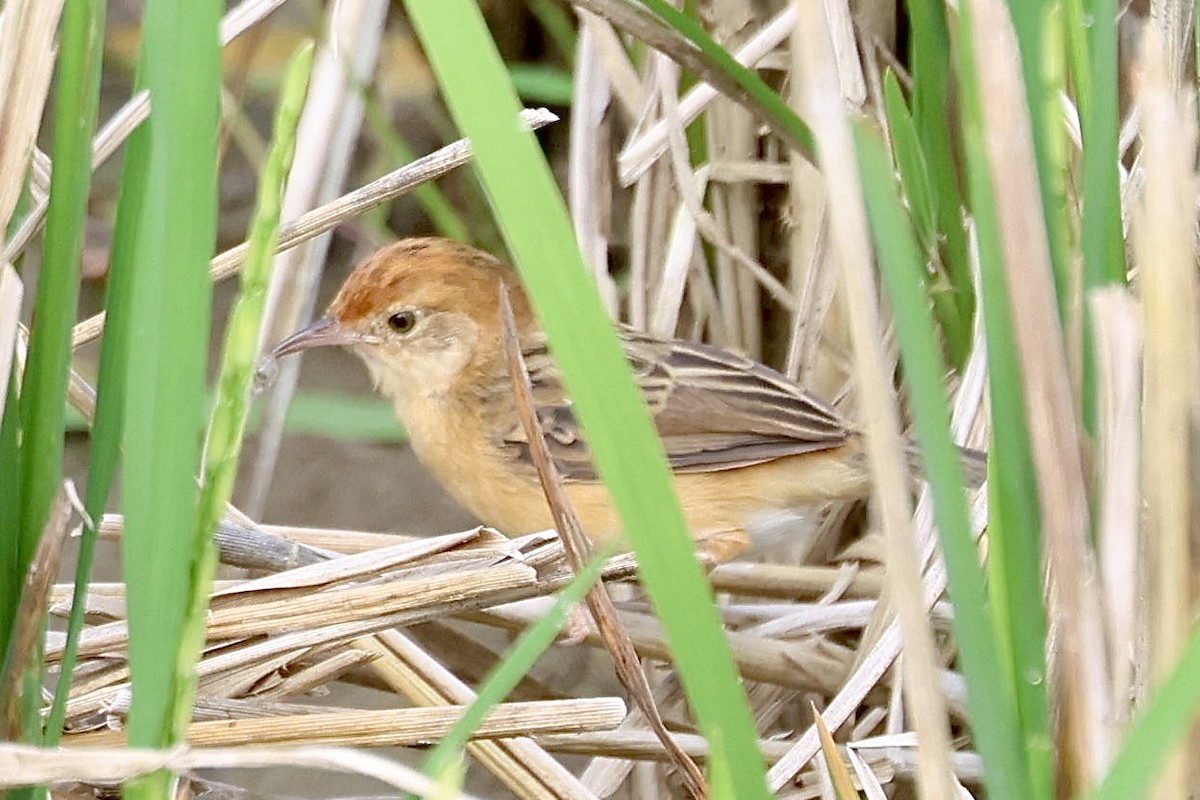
(271, 238, 536, 406)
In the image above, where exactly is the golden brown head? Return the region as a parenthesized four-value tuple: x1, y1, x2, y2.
(271, 237, 536, 407)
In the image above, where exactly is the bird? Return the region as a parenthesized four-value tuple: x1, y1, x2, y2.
(270, 237, 983, 561)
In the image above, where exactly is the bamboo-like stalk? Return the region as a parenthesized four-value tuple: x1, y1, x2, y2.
(792, 2, 956, 798)
(969, 0, 1111, 787)
(1134, 26, 1198, 800)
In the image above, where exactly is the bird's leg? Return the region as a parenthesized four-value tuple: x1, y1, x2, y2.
(557, 604, 596, 645)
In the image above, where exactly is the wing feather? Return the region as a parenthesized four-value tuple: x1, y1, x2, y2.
(496, 327, 851, 480)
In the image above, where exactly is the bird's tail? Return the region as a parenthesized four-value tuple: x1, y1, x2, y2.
(957, 446, 988, 488)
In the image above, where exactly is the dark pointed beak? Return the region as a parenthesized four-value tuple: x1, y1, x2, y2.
(271, 317, 368, 358)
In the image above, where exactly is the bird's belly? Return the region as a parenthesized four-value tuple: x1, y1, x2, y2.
(408, 408, 867, 546)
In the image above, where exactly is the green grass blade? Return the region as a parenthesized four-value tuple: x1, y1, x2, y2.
(174, 41, 313, 743)
(954, 2, 1052, 798)
(635, 0, 814, 156)
(903, 0, 974, 368)
(401, 1, 769, 794)
(526, 0, 577, 65)
(880, 72, 970, 367)
(7, 0, 106, 746)
(119, 7, 221, 795)
(0, 373, 20, 662)
(855, 121, 1032, 800)
(1076, 0, 1126, 432)
(1090, 624, 1200, 800)
(1006, 0, 1073, 312)
(42, 0, 108, 743)
(508, 64, 574, 106)
(882, 74, 936, 254)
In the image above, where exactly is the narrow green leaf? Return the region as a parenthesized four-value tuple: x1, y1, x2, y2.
(880, 71, 969, 366)
(882, 74, 937, 255)
(855, 120, 1033, 800)
(0, 373, 20, 661)
(1007, 0, 1074, 317)
(954, 3, 1051, 798)
(1090, 624, 1200, 800)
(174, 41, 313, 743)
(508, 64, 574, 106)
(636, 0, 814, 156)
(903, 0, 974, 370)
(8, 0, 106, 747)
(1077, 0, 1126, 432)
(401, 1, 769, 795)
(120, 0, 221, 775)
(43, 0, 109, 743)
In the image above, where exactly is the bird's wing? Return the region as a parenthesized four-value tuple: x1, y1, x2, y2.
(497, 328, 851, 480)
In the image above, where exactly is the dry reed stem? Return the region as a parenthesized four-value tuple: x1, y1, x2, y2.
(577, 11, 646, 119)
(569, 23, 620, 318)
(0, 742, 470, 797)
(48, 530, 641, 729)
(245, 0, 391, 518)
(254, 0, 389, 356)
(537, 729, 791, 762)
(1, 0, 294, 263)
(50, 562, 540, 661)
(767, 317, 990, 791)
(498, 288, 708, 798)
(655, 59, 796, 325)
(105, 692, 354, 721)
(473, 600, 849, 692)
(786, 3, 846, 396)
(616, 5, 799, 183)
(794, 1, 956, 798)
(251, 648, 376, 702)
(1, 485, 73, 738)
(254, 524, 418, 553)
(567, 0, 810, 158)
(0, 0, 64, 230)
(69, 697, 627, 749)
(1134, 26, 1199, 799)
(210, 529, 484, 597)
(707, 8, 761, 357)
(355, 632, 596, 800)
(1089, 287, 1142, 733)
(971, 0, 1111, 785)
(68, 108, 559, 351)
(48, 562, 889, 629)
(708, 561, 884, 599)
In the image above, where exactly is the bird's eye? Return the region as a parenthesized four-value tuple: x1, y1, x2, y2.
(386, 310, 419, 335)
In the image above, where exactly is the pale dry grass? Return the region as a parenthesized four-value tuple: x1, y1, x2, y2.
(40, 517, 984, 797)
(1132, 26, 1199, 800)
